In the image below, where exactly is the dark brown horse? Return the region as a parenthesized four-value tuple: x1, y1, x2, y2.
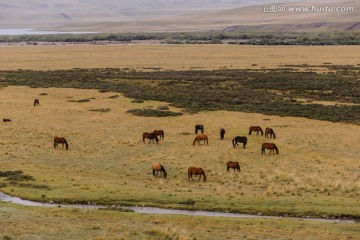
(3, 119, 11, 122)
(152, 162, 167, 178)
(153, 130, 164, 140)
(143, 132, 159, 143)
(226, 161, 241, 173)
(34, 99, 40, 106)
(262, 143, 279, 155)
(232, 136, 247, 149)
(193, 134, 208, 146)
(195, 124, 204, 134)
(54, 137, 68, 150)
(249, 126, 263, 136)
(265, 127, 276, 139)
(188, 167, 206, 182)
(220, 128, 226, 140)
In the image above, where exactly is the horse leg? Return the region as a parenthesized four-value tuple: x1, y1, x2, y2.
(227, 166, 229, 172)
(269, 149, 272, 155)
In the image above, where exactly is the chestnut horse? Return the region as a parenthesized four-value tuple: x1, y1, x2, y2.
(232, 136, 247, 149)
(153, 130, 164, 140)
(188, 167, 206, 182)
(3, 119, 11, 122)
(152, 162, 167, 178)
(54, 137, 68, 150)
(220, 128, 226, 140)
(195, 124, 204, 134)
(34, 99, 40, 106)
(249, 126, 263, 136)
(265, 128, 276, 139)
(262, 143, 279, 155)
(143, 132, 159, 143)
(226, 161, 241, 172)
(193, 134, 208, 146)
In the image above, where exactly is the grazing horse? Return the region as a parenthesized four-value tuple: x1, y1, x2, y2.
(34, 99, 40, 106)
(220, 128, 226, 140)
(143, 132, 159, 143)
(249, 126, 263, 136)
(226, 161, 241, 173)
(232, 136, 247, 149)
(262, 143, 279, 155)
(265, 127, 276, 139)
(188, 167, 206, 182)
(54, 137, 68, 150)
(195, 124, 204, 134)
(193, 134, 208, 146)
(3, 119, 11, 122)
(152, 162, 167, 178)
(153, 130, 164, 140)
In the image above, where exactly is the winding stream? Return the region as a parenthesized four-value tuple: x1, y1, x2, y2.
(0, 192, 356, 223)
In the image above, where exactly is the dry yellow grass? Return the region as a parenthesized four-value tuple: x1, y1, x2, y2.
(0, 45, 359, 71)
(0, 86, 359, 218)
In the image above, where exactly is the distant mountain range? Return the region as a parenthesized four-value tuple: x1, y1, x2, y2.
(0, 0, 359, 33)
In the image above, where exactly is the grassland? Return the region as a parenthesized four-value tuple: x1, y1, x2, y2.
(0, 45, 359, 71)
(0, 86, 359, 220)
(1, 202, 359, 240)
(0, 45, 359, 239)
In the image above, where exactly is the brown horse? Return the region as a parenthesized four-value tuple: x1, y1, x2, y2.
(3, 119, 11, 122)
(220, 128, 226, 140)
(34, 99, 40, 106)
(193, 134, 208, 146)
(195, 124, 204, 134)
(249, 126, 263, 136)
(143, 132, 159, 143)
(54, 137, 68, 150)
(152, 162, 167, 178)
(188, 167, 206, 182)
(265, 128, 276, 139)
(153, 130, 164, 140)
(262, 143, 279, 155)
(226, 161, 241, 173)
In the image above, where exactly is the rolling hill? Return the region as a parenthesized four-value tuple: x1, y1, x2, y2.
(0, 0, 358, 32)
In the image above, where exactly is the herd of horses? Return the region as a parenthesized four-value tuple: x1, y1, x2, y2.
(5, 98, 280, 183)
(148, 125, 279, 182)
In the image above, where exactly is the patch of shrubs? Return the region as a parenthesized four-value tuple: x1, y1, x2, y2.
(0, 170, 35, 181)
(126, 109, 183, 117)
(89, 108, 111, 113)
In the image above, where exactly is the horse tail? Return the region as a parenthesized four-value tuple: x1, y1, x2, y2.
(260, 128, 264, 136)
(64, 139, 69, 150)
(143, 133, 145, 143)
(275, 146, 279, 155)
(232, 138, 236, 148)
(162, 131, 164, 140)
(188, 168, 191, 179)
(273, 132, 276, 139)
(53, 138, 57, 149)
(205, 136, 208, 145)
(237, 162, 241, 172)
(261, 144, 265, 154)
(152, 168, 155, 176)
(248, 128, 252, 135)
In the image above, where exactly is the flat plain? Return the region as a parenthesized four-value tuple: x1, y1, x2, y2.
(0, 45, 359, 239)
